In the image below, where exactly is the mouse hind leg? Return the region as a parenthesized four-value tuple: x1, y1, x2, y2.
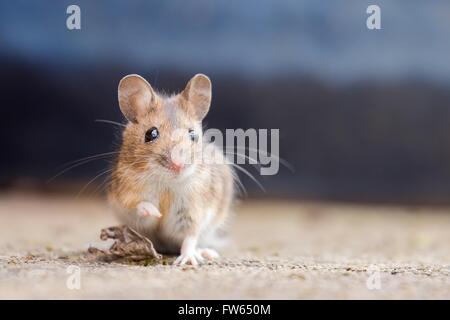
(196, 248, 220, 260)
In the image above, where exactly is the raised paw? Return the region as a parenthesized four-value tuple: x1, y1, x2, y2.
(173, 250, 204, 266)
(197, 248, 220, 261)
(137, 201, 162, 218)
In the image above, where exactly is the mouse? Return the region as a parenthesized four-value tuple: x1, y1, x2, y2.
(107, 74, 235, 266)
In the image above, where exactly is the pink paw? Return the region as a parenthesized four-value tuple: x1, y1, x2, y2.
(137, 201, 162, 218)
(197, 248, 220, 261)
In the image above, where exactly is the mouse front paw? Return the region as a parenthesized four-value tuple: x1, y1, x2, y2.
(136, 201, 162, 218)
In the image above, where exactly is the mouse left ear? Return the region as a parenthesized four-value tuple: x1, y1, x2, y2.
(182, 74, 212, 121)
(118, 74, 156, 124)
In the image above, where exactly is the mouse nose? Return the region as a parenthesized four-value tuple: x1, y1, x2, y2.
(169, 159, 184, 173)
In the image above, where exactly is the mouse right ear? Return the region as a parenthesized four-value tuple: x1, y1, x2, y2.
(118, 74, 156, 123)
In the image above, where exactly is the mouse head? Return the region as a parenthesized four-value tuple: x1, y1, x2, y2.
(117, 74, 211, 180)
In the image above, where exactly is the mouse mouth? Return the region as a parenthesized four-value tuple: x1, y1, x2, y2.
(168, 163, 184, 174)
(157, 157, 184, 174)
(156, 154, 195, 177)
(167, 162, 196, 180)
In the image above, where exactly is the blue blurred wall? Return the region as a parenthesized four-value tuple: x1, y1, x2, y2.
(2, 1, 450, 204)
(1, 0, 450, 82)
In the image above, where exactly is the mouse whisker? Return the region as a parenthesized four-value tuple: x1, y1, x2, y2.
(95, 119, 127, 128)
(223, 152, 261, 171)
(90, 174, 113, 196)
(230, 169, 247, 196)
(76, 168, 113, 198)
(196, 162, 246, 196)
(57, 151, 119, 169)
(47, 152, 119, 183)
(228, 163, 266, 192)
(231, 146, 295, 173)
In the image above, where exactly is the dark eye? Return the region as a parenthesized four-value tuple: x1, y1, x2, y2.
(189, 129, 199, 142)
(145, 127, 159, 143)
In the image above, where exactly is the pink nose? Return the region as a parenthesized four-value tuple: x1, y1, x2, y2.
(169, 160, 184, 172)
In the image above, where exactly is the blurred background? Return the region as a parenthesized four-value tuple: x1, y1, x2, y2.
(2, 0, 450, 205)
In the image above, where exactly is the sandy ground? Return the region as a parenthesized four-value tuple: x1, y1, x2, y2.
(0, 192, 449, 299)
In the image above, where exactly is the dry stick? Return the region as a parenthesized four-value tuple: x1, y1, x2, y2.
(89, 225, 162, 262)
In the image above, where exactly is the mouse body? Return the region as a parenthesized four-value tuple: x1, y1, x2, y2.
(108, 74, 234, 265)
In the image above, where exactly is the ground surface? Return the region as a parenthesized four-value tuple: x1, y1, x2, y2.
(0, 192, 449, 299)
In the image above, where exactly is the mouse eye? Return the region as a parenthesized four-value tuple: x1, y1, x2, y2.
(145, 127, 159, 143)
(188, 129, 199, 142)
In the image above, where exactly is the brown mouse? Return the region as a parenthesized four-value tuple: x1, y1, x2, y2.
(108, 74, 234, 265)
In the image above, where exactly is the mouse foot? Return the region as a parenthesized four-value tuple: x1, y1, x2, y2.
(197, 248, 220, 261)
(173, 250, 204, 266)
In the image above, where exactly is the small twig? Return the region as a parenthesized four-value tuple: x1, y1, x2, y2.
(89, 225, 162, 262)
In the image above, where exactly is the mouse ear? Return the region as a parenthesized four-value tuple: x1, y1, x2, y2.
(118, 74, 156, 123)
(182, 74, 212, 121)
